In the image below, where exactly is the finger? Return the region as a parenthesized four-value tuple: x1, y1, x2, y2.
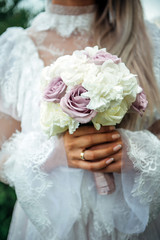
(99, 161, 122, 173)
(70, 139, 122, 161)
(72, 157, 115, 171)
(88, 140, 121, 150)
(64, 132, 121, 153)
(107, 152, 122, 162)
(72, 125, 115, 137)
(76, 132, 121, 149)
(83, 142, 122, 161)
(106, 161, 122, 173)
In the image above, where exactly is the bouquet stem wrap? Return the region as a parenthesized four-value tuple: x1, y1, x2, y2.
(94, 172, 115, 195)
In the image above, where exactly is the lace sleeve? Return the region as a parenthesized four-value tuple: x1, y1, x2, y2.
(0, 130, 71, 239)
(119, 128, 160, 228)
(0, 27, 43, 120)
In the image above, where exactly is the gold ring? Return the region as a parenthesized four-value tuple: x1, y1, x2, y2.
(80, 150, 85, 160)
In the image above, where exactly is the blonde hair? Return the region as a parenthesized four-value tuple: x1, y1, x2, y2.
(94, 0, 160, 130)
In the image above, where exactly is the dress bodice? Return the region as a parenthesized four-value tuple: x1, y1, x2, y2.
(27, 2, 96, 66)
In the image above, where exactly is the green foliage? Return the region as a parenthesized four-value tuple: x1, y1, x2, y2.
(0, 183, 16, 240)
(0, 0, 30, 34)
(0, 0, 43, 34)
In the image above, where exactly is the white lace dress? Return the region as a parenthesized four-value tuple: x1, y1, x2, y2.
(0, 1, 160, 240)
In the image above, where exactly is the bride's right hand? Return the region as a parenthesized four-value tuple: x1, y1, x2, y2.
(63, 125, 122, 172)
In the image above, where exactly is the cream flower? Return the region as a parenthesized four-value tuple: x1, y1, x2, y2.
(40, 102, 79, 136)
(53, 54, 88, 87)
(92, 100, 128, 130)
(84, 46, 107, 57)
(40, 66, 53, 91)
(82, 60, 139, 112)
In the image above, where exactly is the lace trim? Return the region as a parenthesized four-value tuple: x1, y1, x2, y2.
(31, 11, 95, 37)
(120, 129, 160, 220)
(1, 131, 61, 239)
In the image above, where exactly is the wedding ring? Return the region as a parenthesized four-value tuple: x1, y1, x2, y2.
(80, 150, 85, 161)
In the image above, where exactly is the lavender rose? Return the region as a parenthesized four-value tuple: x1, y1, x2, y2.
(43, 77, 67, 103)
(60, 85, 97, 123)
(90, 51, 121, 65)
(132, 91, 148, 116)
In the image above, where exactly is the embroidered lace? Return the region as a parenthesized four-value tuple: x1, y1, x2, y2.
(27, 2, 96, 66)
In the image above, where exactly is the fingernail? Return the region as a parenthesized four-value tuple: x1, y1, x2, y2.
(109, 126, 115, 131)
(106, 158, 114, 165)
(113, 144, 122, 152)
(112, 133, 120, 139)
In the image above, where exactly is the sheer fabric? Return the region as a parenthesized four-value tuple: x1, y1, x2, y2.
(0, 1, 160, 240)
(27, 3, 96, 66)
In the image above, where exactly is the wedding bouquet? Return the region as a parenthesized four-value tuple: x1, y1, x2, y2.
(40, 46, 148, 195)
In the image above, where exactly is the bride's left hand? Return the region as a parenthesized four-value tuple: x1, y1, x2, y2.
(63, 125, 123, 173)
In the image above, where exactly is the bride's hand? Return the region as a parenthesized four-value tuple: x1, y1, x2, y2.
(63, 125, 123, 173)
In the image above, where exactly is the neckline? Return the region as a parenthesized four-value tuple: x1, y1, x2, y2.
(31, 1, 96, 38)
(45, 1, 97, 15)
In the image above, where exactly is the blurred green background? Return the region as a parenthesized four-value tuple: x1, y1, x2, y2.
(0, 0, 43, 239)
(0, 0, 29, 35)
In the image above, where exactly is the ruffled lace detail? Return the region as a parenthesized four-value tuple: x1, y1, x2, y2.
(1, 131, 64, 239)
(120, 129, 160, 220)
(31, 8, 96, 37)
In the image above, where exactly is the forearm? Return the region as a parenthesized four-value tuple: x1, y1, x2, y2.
(0, 113, 21, 184)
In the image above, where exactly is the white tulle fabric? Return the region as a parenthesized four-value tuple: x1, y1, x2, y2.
(0, 2, 160, 240)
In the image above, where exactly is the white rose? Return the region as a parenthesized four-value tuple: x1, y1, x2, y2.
(52, 54, 88, 87)
(92, 100, 128, 130)
(40, 66, 53, 92)
(40, 102, 79, 136)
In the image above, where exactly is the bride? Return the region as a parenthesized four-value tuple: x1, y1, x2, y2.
(0, 0, 160, 239)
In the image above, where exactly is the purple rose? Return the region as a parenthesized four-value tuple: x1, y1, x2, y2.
(60, 85, 97, 124)
(90, 51, 121, 65)
(43, 77, 67, 103)
(132, 91, 148, 116)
